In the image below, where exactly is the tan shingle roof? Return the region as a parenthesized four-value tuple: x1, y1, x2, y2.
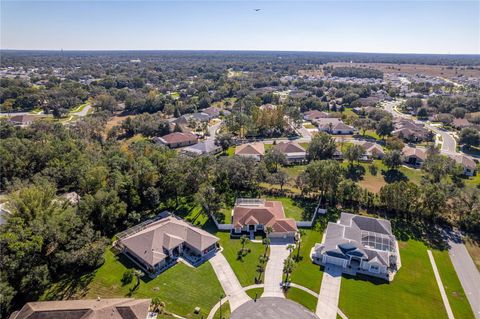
(235, 142, 265, 156)
(119, 216, 219, 267)
(159, 132, 197, 144)
(402, 146, 427, 160)
(274, 141, 306, 154)
(9, 298, 151, 319)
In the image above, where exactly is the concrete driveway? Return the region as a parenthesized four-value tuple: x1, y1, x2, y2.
(262, 242, 292, 298)
(316, 266, 342, 319)
(209, 252, 250, 311)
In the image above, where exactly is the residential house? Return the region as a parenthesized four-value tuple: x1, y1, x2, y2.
(235, 142, 265, 161)
(392, 119, 431, 142)
(8, 114, 38, 126)
(303, 110, 329, 121)
(231, 198, 298, 240)
(116, 214, 219, 276)
(154, 132, 198, 149)
(312, 212, 400, 281)
(202, 106, 221, 119)
(452, 118, 472, 130)
(449, 154, 477, 176)
(9, 298, 151, 319)
(402, 146, 427, 167)
(273, 141, 307, 164)
(181, 139, 221, 155)
(315, 118, 355, 135)
(360, 142, 385, 160)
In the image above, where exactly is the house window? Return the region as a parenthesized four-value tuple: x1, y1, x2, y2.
(370, 265, 380, 273)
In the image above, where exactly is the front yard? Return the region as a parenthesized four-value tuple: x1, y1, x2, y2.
(338, 240, 474, 319)
(44, 249, 224, 319)
(284, 287, 317, 312)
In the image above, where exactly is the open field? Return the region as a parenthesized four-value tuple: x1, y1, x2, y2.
(43, 249, 224, 319)
(104, 114, 138, 136)
(339, 240, 474, 319)
(325, 62, 480, 79)
(284, 287, 317, 312)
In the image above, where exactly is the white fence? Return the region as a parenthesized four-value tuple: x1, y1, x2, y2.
(210, 213, 233, 230)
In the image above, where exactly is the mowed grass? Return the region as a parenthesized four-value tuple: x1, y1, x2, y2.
(464, 237, 480, 271)
(432, 250, 475, 319)
(245, 287, 264, 299)
(213, 301, 231, 319)
(284, 287, 318, 312)
(338, 240, 451, 319)
(290, 229, 324, 292)
(264, 196, 304, 220)
(76, 249, 224, 318)
(216, 231, 267, 287)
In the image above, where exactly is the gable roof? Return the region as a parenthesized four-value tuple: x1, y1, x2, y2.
(233, 200, 297, 233)
(9, 298, 151, 319)
(274, 141, 306, 154)
(119, 216, 219, 267)
(157, 132, 197, 145)
(402, 146, 427, 160)
(235, 142, 265, 156)
(449, 154, 476, 170)
(8, 114, 38, 124)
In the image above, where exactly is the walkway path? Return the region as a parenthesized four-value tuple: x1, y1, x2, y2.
(427, 250, 455, 319)
(209, 253, 250, 312)
(262, 243, 291, 298)
(316, 266, 342, 319)
(447, 232, 480, 319)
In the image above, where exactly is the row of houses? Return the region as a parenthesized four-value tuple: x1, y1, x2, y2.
(402, 146, 476, 176)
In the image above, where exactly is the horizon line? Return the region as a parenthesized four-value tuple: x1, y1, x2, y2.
(1, 48, 479, 56)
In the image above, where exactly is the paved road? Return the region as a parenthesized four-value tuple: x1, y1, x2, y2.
(209, 252, 250, 311)
(427, 250, 455, 319)
(71, 103, 92, 117)
(206, 120, 222, 140)
(231, 297, 319, 319)
(447, 232, 480, 319)
(316, 266, 342, 319)
(262, 242, 292, 298)
(382, 100, 459, 156)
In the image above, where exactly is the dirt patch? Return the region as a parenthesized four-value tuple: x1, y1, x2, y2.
(358, 175, 386, 193)
(103, 114, 138, 137)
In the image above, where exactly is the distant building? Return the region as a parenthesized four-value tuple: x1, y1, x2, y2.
(181, 139, 221, 155)
(360, 142, 385, 160)
(232, 199, 298, 240)
(303, 110, 329, 121)
(314, 118, 355, 135)
(154, 132, 198, 149)
(312, 213, 400, 281)
(273, 141, 307, 164)
(449, 154, 477, 176)
(8, 114, 38, 126)
(9, 298, 151, 319)
(452, 118, 472, 129)
(235, 142, 265, 161)
(402, 146, 427, 167)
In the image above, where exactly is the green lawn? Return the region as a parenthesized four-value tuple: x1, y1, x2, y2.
(432, 250, 475, 319)
(303, 123, 316, 129)
(245, 287, 263, 299)
(213, 301, 231, 319)
(46, 249, 224, 318)
(264, 196, 316, 221)
(215, 231, 268, 287)
(465, 172, 480, 189)
(284, 287, 317, 313)
(290, 229, 324, 292)
(170, 92, 180, 99)
(226, 146, 235, 156)
(282, 165, 307, 180)
(339, 240, 454, 319)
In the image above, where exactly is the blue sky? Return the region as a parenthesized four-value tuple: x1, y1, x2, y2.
(1, 1, 479, 54)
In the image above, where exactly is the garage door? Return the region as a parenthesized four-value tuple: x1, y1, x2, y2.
(324, 255, 347, 267)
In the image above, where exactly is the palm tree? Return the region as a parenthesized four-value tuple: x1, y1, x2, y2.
(256, 263, 265, 283)
(295, 229, 306, 261)
(240, 235, 249, 255)
(286, 244, 295, 257)
(283, 257, 295, 287)
(133, 269, 144, 288)
(262, 237, 270, 257)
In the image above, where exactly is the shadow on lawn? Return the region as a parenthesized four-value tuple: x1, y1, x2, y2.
(291, 197, 318, 220)
(391, 218, 448, 251)
(382, 169, 408, 183)
(345, 165, 366, 182)
(43, 271, 96, 300)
